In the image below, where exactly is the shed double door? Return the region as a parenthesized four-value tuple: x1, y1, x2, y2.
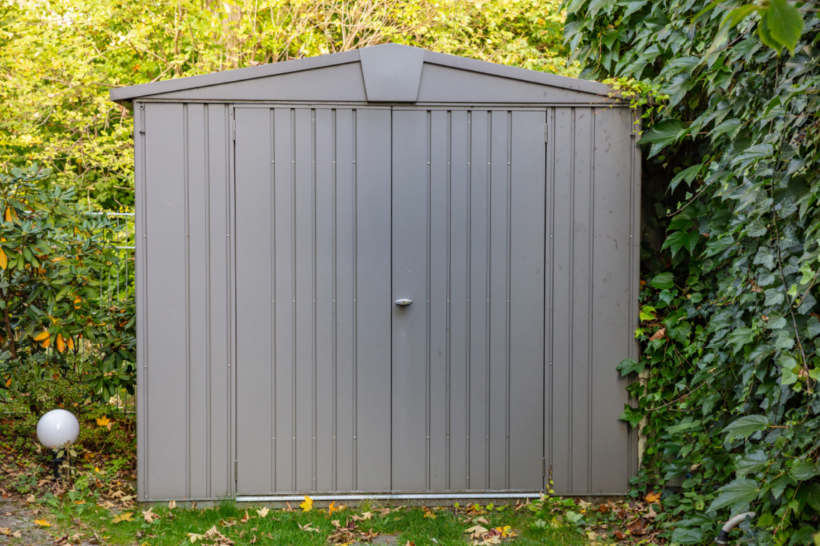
(234, 105, 546, 495)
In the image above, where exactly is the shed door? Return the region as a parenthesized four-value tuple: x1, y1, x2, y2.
(234, 106, 546, 495)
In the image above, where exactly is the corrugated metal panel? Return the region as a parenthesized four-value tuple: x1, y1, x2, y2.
(548, 107, 635, 495)
(137, 99, 638, 500)
(234, 106, 392, 495)
(391, 109, 546, 492)
(137, 103, 233, 501)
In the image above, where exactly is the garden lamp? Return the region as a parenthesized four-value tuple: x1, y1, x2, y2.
(36, 409, 79, 478)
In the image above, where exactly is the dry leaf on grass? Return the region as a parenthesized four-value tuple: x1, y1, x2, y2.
(255, 507, 269, 518)
(188, 525, 234, 545)
(33, 519, 51, 527)
(352, 511, 373, 521)
(112, 512, 133, 523)
(298, 522, 320, 533)
(142, 507, 159, 523)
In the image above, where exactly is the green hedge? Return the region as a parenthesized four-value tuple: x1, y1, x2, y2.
(565, 0, 819, 542)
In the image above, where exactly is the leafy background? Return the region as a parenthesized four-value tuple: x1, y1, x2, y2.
(566, 0, 819, 542)
(0, 0, 818, 542)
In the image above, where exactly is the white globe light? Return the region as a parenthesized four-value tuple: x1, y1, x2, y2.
(36, 409, 80, 450)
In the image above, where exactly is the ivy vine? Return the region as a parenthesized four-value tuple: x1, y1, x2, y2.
(565, 0, 819, 543)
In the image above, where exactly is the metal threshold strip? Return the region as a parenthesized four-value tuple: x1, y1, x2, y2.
(237, 492, 544, 502)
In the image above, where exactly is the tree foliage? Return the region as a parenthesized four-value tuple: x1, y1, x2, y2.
(0, 0, 575, 209)
(0, 166, 135, 412)
(565, 0, 819, 542)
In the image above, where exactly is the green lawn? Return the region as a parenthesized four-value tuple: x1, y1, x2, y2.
(46, 497, 589, 545)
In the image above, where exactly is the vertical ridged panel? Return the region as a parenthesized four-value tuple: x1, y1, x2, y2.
(206, 104, 232, 498)
(508, 110, 546, 489)
(314, 108, 336, 491)
(447, 110, 470, 491)
(134, 102, 147, 500)
(549, 106, 637, 495)
(353, 108, 392, 490)
(234, 107, 274, 494)
(143, 103, 187, 499)
(391, 109, 430, 490)
(589, 107, 634, 493)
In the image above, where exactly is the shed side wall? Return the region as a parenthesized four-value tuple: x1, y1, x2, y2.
(138, 102, 233, 501)
(549, 106, 636, 495)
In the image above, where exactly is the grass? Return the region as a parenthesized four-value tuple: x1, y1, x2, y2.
(44, 498, 588, 545)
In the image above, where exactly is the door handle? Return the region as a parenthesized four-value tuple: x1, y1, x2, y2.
(394, 298, 413, 307)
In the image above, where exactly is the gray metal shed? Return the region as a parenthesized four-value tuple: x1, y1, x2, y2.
(111, 43, 640, 502)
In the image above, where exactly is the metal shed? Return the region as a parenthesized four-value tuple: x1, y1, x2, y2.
(111, 43, 640, 502)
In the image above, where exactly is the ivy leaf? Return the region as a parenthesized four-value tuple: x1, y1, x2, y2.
(735, 450, 767, 478)
(721, 5, 761, 31)
(726, 327, 755, 354)
(708, 479, 758, 512)
(778, 354, 799, 385)
(669, 164, 701, 192)
(723, 414, 768, 442)
(619, 405, 643, 427)
(649, 272, 675, 290)
(617, 357, 643, 376)
(790, 459, 820, 481)
(671, 526, 705, 544)
(641, 120, 685, 149)
(765, 0, 804, 54)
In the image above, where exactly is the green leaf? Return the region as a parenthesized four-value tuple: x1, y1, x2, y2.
(669, 164, 701, 192)
(766, 0, 804, 54)
(790, 459, 820, 481)
(735, 450, 768, 478)
(727, 327, 755, 354)
(649, 272, 675, 290)
(640, 120, 685, 147)
(721, 5, 761, 31)
(802, 483, 820, 513)
(757, 14, 780, 51)
(671, 527, 705, 544)
(723, 414, 768, 442)
(779, 354, 799, 385)
(708, 478, 758, 512)
(619, 405, 643, 427)
(617, 357, 643, 376)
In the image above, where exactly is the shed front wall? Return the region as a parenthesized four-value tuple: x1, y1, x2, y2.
(135, 101, 638, 501)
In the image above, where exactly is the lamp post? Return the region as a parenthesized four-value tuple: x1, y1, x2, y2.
(36, 409, 79, 479)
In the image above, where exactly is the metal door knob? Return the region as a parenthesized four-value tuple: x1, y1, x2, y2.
(394, 298, 413, 307)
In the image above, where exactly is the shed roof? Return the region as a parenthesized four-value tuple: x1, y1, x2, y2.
(110, 43, 618, 104)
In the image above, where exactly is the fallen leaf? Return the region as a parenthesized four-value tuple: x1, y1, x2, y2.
(0, 527, 10, 535)
(142, 508, 159, 523)
(34, 519, 51, 527)
(644, 491, 661, 504)
(614, 530, 626, 540)
(256, 507, 269, 518)
(112, 512, 133, 523)
(299, 495, 313, 512)
(328, 501, 344, 514)
(352, 511, 373, 521)
(298, 522, 320, 533)
(96, 416, 112, 429)
(240, 510, 250, 523)
(168, 499, 177, 510)
(465, 524, 488, 539)
(423, 507, 437, 519)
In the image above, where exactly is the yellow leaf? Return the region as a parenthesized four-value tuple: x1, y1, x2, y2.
(40, 336, 50, 349)
(33, 519, 51, 527)
(423, 507, 437, 519)
(0, 247, 6, 270)
(96, 416, 111, 428)
(56, 333, 65, 353)
(94, 466, 102, 473)
(112, 512, 133, 523)
(328, 501, 344, 515)
(256, 507, 269, 518)
(645, 491, 661, 504)
(33, 329, 49, 341)
(299, 495, 313, 512)
(4, 207, 12, 223)
(67, 336, 75, 351)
